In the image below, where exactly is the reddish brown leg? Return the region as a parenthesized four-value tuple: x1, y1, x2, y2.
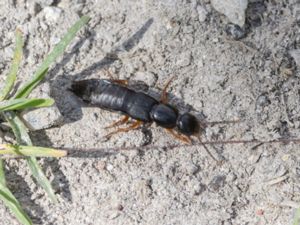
(104, 120, 143, 138)
(160, 75, 175, 104)
(103, 70, 129, 86)
(112, 79, 128, 86)
(165, 128, 192, 144)
(105, 115, 129, 129)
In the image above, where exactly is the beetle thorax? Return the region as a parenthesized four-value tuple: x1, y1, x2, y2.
(150, 104, 178, 128)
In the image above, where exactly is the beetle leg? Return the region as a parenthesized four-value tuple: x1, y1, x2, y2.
(104, 115, 129, 129)
(103, 69, 129, 86)
(112, 79, 129, 86)
(165, 128, 192, 144)
(160, 75, 175, 104)
(104, 120, 143, 138)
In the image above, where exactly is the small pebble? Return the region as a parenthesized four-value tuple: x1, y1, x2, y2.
(108, 211, 120, 220)
(197, 5, 208, 22)
(193, 183, 206, 195)
(117, 204, 124, 211)
(281, 154, 289, 162)
(3, 132, 15, 144)
(50, 36, 61, 45)
(209, 175, 226, 191)
(43, 6, 63, 22)
(132, 71, 157, 87)
(256, 209, 264, 216)
(289, 49, 300, 66)
(106, 163, 114, 171)
(256, 94, 270, 107)
(29, 2, 42, 16)
(94, 161, 107, 171)
(212, 37, 219, 43)
(225, 23, 246, 40)
(280, 55, 296, 77)
(38, 0, 55, 7)
(176, 52, 191, 68)
(211, 0, 248, 27)
(22, 82, 64, 131)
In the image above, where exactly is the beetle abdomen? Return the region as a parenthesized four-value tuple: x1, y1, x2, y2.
(90, 80, 129, 113)
(71, 79, 158, 122)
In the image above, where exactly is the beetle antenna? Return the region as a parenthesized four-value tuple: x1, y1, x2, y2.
(201, 118, 240, 126)
(196, 134, 220, 162)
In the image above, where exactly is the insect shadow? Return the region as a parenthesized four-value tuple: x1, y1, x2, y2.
(50, 18, 154, 124)
(30, 130, 73, 202)
(4, 163, 46, 224)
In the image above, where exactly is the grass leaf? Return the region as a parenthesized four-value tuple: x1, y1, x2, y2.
(0, 98, 54, 112)
(26, 158, 58, 203)
(3, 112, 58, 203)
(0, 159, 6, 186)
(13, 68, 49, 100)
(0, 29, 23, 101)
(0, 144, 67, 158)
(15, 15, 90, 99)
(294, 207, 300, 225)
(0, 184, 32, 225)
(0, 159, 32, 225)
(2, 112, 31, 144)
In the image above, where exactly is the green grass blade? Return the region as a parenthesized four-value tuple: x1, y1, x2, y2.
(3, 112, 58, 203)
(2, 112, 31, 144)
(26, 158, 57, 203)
(13, 68, 49, 100)
(0, 183, 32, 225)
(294, 206, 300, 225)
(0, 159, 6, 186)
(0, 98, 54, 112)
(0, 158, 32, 225)
(0, 144, 67, 157)
(0, 29, 23, 101)
(15, 15, 90, 99)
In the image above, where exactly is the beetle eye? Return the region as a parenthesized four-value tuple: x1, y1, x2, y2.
(177, 113, 199, 136)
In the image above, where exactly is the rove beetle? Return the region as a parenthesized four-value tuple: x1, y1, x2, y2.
(70, 77, 202, 144)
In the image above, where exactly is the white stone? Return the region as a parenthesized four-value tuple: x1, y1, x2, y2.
(133, 71, 156, 87)
(211, 0, 248, 27)
(43, 6, 63, 22)
(106, 163, 114, 171)
(22, 82, 63, 131)
(176, 51, 191, 68)
(197, 5, 208, 22)
(289, 49, 300, 66)
(38, 0, 55, 7)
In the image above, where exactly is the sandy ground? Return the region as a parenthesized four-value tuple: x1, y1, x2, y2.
(0, 0, 300, 224)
